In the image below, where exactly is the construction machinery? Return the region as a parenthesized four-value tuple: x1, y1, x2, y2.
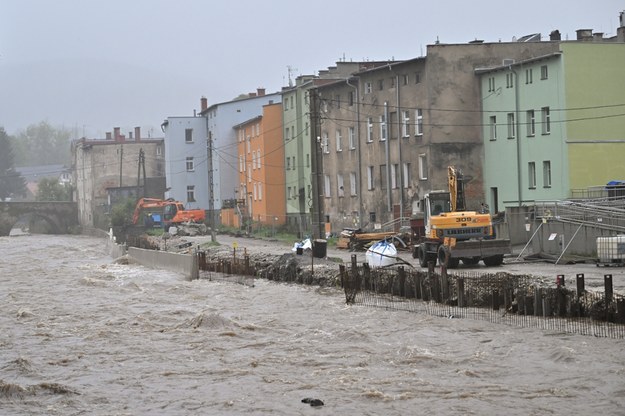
(412, 166, 511, 268)
(132, 197, 206, 231)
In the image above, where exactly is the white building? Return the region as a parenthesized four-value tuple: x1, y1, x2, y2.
(162, 90, 281, 223)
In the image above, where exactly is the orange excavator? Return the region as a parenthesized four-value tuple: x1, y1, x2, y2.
(132, 198, 205, 231)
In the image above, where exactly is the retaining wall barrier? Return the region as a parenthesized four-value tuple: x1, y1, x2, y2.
(128, 247, 198, 280)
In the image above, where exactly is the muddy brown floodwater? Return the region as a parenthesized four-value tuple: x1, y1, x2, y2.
(1, 234, 625, 415)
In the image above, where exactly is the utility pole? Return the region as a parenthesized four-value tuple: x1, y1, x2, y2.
(118, 144, 123, 187)
(207, 131, 216, 242)
(136, 148, 145, 197)
(309, 88, 325, 240)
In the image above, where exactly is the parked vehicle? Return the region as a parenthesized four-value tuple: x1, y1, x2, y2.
(412, 166, 511, 268)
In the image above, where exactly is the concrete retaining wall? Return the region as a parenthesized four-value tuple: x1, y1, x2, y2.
(128, 247, 199, 280)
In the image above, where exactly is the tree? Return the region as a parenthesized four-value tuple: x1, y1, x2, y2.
(35, 178, 72, 201)
(0, 127, 26, 201)
(10, 121, 72, 167)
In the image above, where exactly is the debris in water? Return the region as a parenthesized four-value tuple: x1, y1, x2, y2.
(301, 397, 324, 407)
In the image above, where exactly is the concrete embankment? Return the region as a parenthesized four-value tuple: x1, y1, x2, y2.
(127, 246, 198, 280)
(88, 228, 198, 280)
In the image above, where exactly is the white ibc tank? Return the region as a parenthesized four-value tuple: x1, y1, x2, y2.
(596, 235, 625, 262)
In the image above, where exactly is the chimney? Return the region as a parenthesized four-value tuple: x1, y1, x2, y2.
(593, 32, 604, 41)
(576, 29, 593, 41)
(201, 96, 208, 112)
(549, 30, 561, 41)
(128, 131, 133, 140)
(134, 126, 141, 141)
(113, 127, 121, 141)
(618, 26, 625, 42)
(106, 132, 112, 140)
(257, 88, 266, 96)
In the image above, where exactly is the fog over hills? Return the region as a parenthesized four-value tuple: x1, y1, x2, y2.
(0, 57, 204, 138)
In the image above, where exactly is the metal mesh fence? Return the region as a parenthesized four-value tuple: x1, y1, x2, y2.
(341, 265, 625, 339)
(197, 250, 255, 287)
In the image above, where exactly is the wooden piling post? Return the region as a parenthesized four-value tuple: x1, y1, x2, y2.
(398, 266, 406, 298)
(605, 274, 613, 304)
(457, 278, 465, 307)
(492, 289, 500, 310)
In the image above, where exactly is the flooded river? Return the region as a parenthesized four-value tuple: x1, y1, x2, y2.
(1, 234, 624, 415)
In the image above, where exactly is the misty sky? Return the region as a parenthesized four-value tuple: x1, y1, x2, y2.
(1, 0, 622, 139)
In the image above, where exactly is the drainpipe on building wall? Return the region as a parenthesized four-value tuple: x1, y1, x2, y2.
(394, 73, 404, 223)
(346, 77, 362, 227)
(511, 66, 522, 207)
(384, 101, 392, 212)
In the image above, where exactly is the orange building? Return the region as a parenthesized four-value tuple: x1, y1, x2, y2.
(233, 102, 285, 228)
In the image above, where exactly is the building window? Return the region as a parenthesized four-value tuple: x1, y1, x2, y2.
(247, 165, 251, 182)
(186, 157, 194, 171)
(367, 117, 374, 142)
(401, 110, 410, 137)
(306, 153, 310, 167)
(367, 166, 374, 190)
(185, 128, 193, 143)
(364, 82, 372, 94)
(348, 91, 354, 106)
(415, 109, 423, 136)
(286, 126, 291, 142)
(489, 116, 497, 140)
(541, 107, 551, 135)
(253, 183, 257, 201)
(525, 68, 533, 84)
(378, 79, 384, 90)
(290, 96, 294, 109)
(528, 162, 536, 189)
(391, 164, 398, 189)
(390, 77, 396, 88)
(415, 72, 421, 84)
(287, 187, 292, 200)
(322, 132, 329, 154)
(286, 156, 291, 170)
(403, 162, 411, 189)
(541, 65, 548, 80)
(526, 110, 535, 137)
(348, 127, 355, 150)
(246, 136, 251, 153)
(418, 154, 427, 180)
(488, 77, 495, 92)
(337, 174, 344, 197)
(350, 172, 357, 196)
(506, 73, 514, 88)
(389, 111, 397, 139)
(380, 164, 387, 190)
(507, 113, 515, 139)
(187, 185, 196, 202)
(324, 175, 331, 198)
(334, 94, 340, 109)
(402, 74, 409, 85)
(379, 114, 387, 141)
(543, 161, 552, 188)
(258, 182, 262, 200)
(335, 129, 343, 152)
(156, 145, 162, 156)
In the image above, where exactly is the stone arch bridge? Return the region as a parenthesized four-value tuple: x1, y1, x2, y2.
(0, 201, 79, 236)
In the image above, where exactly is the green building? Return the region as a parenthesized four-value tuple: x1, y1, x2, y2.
(479, 39, 625, 212)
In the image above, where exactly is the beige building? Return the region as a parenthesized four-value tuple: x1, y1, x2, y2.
(71, 127, 165, 228)
(315, 41, 558, 233)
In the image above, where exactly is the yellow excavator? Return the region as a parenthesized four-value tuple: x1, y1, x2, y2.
(412, 166, 511, 268)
